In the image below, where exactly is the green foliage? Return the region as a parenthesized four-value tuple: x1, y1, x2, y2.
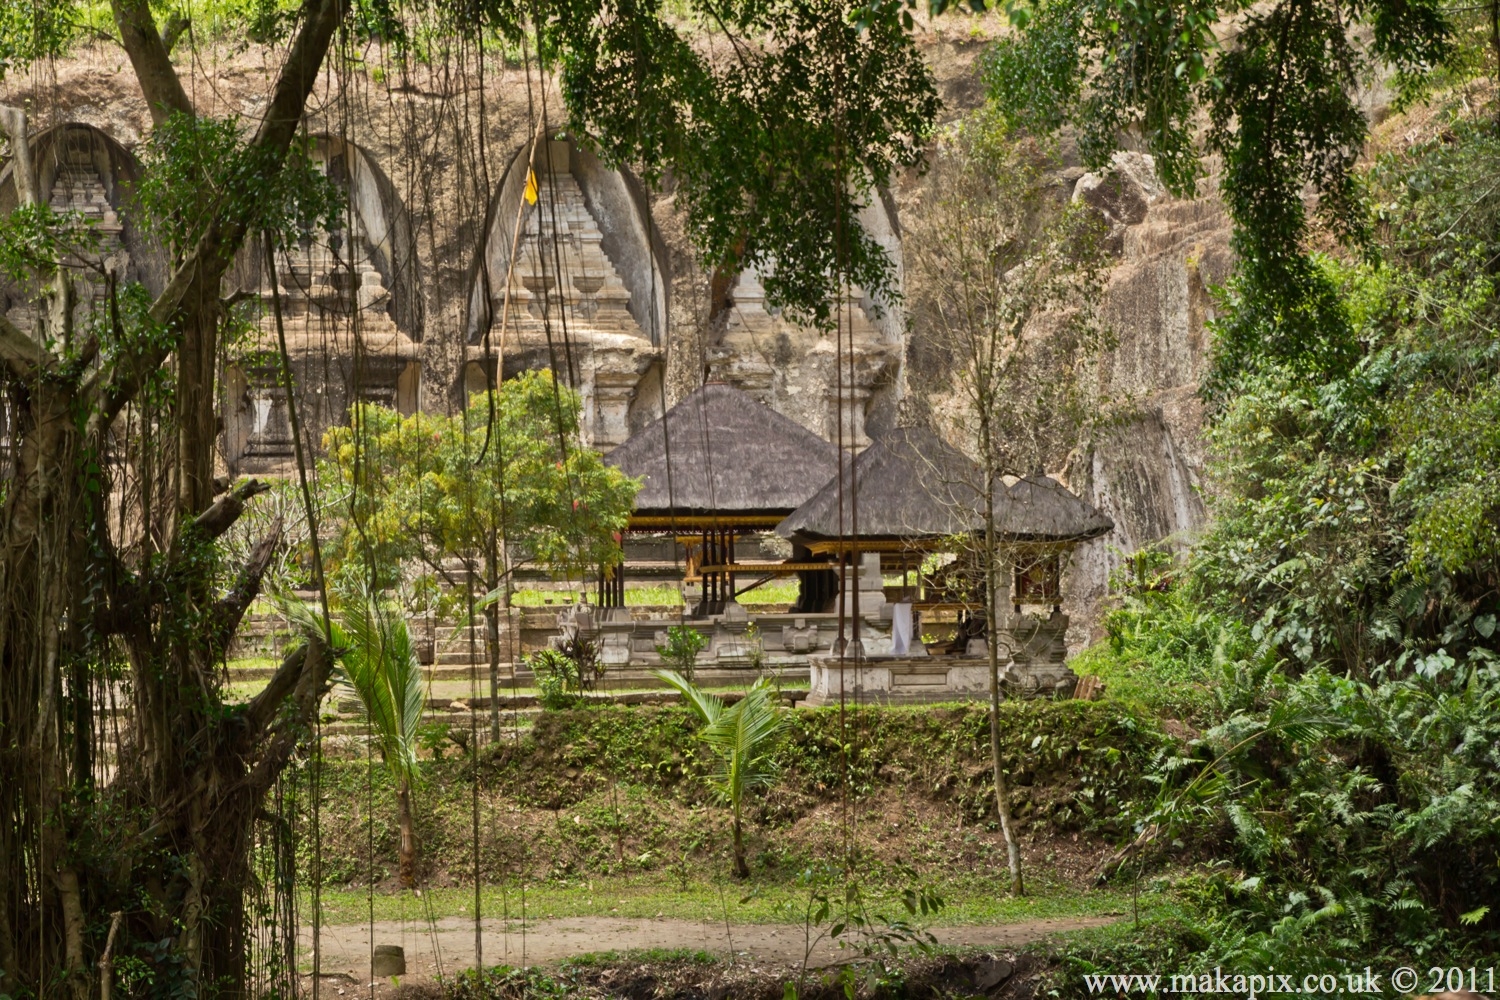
(986, 0, 1451, 384)
(654, 625, 708, 682)
(134, 114, 342, 263)
(528, 647, 592, 709)
(1189, 107, 1500, 681)
(778, 864, 943, 994)
(1083, 623, 1500, 968)
(331, 581, 427, 790)
(0, 0, 75, 79)
(0, 202, 98, 286)
(319, 371, 638, 594)
(1070, 550, 1264, 720)
(499, 0, 937, 327)
(653, 669, 791, 875)
(1057, 101, 1500, 970)
(1064, 608, 1500, 977)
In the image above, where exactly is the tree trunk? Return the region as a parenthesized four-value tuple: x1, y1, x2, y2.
(732, 810, 750, 879)
(984, 470, 1024, 897)
(396, 781, 418, 888)
(485, 541, 501, 741)
(0, 0, 348, 988)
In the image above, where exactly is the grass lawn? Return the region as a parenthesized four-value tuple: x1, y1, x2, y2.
(304, 872, 1153, 928)
(510, 579, 803, 607)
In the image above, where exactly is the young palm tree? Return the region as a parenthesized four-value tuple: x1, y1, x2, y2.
(654, 670, 789, 878)
(340, 584, 427, 887)
(285, 583, 427, 886)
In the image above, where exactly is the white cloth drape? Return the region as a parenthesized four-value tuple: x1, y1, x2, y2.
(891, 602, 913, 655)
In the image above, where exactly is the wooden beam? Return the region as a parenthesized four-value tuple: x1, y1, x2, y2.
(804, 538, 952, 555)
(697, 561, 839, 574)
(627, 514, 785, 529)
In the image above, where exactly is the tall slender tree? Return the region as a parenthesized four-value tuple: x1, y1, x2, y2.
(905, 113, 1108, 896)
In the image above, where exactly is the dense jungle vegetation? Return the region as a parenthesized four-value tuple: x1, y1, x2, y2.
(3, 0, 1500, 992)
(1062, 103, 1500, 981)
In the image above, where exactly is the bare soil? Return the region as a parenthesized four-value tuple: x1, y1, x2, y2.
(303, 913, 1116, 979)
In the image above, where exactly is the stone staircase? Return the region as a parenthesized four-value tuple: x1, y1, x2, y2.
(227, 606, 805, 739)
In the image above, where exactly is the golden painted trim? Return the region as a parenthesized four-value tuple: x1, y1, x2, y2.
(696, 562, 838, 574)
(627, 514, 785, 529)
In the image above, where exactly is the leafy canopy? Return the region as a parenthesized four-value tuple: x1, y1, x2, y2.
(319, 370, 639, 592)
(983, 0, 1451, 386)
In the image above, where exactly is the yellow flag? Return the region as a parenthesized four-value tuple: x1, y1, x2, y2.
(524, 169, 538, 205)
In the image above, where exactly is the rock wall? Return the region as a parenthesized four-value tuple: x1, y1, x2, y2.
(0, 26, 1233, 636)
(1061, 156, 1234, 638)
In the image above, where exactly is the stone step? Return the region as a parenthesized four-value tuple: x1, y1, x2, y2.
(227, 662, 520, 682)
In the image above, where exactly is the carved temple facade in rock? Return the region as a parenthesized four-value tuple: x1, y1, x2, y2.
(221, 135, 425, 477)
(4, 123, 914, 475)
(707, 194, 906, 451)
(465, 138, 667, 451)
(0, 123, 163, 337)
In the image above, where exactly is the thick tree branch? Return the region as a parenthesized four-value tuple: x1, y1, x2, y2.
(110, 0, 193, 124)
(240, 634, 311, 737)
(208, 519, 282, 654)
(0, 313, 50, 378)
(84, 0, 349, 433)
(192, 479, 271, 541)
(161, 14, 190, 55)
(0, 105, 39, 206)
(244, 637, 332, 798)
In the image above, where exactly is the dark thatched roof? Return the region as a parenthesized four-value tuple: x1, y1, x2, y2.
(775, 424, 984, 543)
(606, 382, 843, 516)
(1002, 475, 1115, 542)
(776, 424, 1115, 545)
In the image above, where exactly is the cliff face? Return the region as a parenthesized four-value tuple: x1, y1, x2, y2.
(0, 25, 1232, 633)
(1064, 163, 1234, 636)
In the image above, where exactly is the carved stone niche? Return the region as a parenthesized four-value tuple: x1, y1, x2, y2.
(0, 123, 166, 337)
(706, 189, 906, 450)
(223, 136, 423, 477)
(465, 136, 667, 451)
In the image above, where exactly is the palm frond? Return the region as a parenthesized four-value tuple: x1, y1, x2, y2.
(274, 590, 349, 653)
(701, 681, 790, 802)
(336, 579, 426, 785)
(652, 668, 724, 724)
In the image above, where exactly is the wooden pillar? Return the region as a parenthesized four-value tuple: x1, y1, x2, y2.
(702, 530, 715, 613)
(723, 529, 736, 604)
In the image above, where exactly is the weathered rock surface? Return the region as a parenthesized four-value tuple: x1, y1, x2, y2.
(1, 27, 1233, 638)
(1063, 157, 1233, 639)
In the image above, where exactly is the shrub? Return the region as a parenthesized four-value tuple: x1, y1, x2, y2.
(656, 624, 708, 682)
(528, 649, 579, 709)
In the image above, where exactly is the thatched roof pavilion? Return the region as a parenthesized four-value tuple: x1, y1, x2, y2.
(775, 424, 982, 550)
(606, 382, 843, 528)
(1002, 474, 1115, 543)
(776, 423, 1114, 551)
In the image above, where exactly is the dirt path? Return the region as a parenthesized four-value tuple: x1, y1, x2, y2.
(301, 914, 1118, 977)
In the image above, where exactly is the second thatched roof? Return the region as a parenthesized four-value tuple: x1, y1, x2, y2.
(606, 382, 843, 517)
(1002, 474, 1115, 543)
(774, 424, 983, 544)
(776, 423, 1115, 545)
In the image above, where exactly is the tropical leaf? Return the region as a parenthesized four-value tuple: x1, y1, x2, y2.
(334, 578, 426, 786)
(652, 668, 724, 725)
